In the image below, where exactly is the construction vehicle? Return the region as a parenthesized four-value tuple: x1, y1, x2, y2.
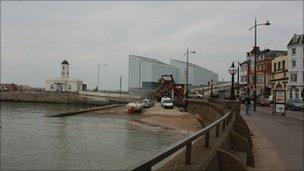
(152, 75, 186, 106)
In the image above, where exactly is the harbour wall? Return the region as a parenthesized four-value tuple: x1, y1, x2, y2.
(0, 91, 123, 106)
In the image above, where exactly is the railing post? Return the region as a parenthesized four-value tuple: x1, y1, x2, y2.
(205, 131, 210, 148)
(222, 119, 226, 130)
(216, 124, 220, 137)
(185, 142, 192, 165)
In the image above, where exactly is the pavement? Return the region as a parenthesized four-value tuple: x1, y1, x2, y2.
(242, 105, 304, 171)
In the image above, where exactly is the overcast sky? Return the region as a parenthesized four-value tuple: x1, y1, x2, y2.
(1, 1, 303, 90)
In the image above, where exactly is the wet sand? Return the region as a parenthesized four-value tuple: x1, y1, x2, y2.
(93, 102, 202, 133)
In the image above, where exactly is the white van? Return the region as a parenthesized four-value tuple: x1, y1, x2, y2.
(161, 97, 174, 109)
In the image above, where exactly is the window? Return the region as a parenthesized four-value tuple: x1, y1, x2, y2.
(290, 73, 293, 82)
(295, 89, 299, 98)
(282, 60, 285, 70)
(67, 71, 69, 76)
(68, 85, 71, 89)
(292, 48, 296, 55)
(294, 73, 298, 82)
(278, 62, 281, 70)
(274, 63, 277, 71)
(290, 89, 293, 98)
(290, 73, 298, 82)
(292, 60, 296, 68)
(51, 84, 53, 89)
(63, 66, 65, 70)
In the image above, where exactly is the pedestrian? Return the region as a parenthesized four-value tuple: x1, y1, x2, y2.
(245, 95, 251, 116)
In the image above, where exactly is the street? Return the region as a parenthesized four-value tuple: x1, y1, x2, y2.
(242, 106, 303, 171)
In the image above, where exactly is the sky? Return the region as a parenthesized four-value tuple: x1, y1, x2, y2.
(1, 1, 303, 90)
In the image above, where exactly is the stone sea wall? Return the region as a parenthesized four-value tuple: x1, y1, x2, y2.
(0, 91, 109, 106)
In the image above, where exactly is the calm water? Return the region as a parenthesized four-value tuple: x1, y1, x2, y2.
(0, 101, 184, 170)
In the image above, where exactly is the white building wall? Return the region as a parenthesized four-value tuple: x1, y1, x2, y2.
(128, 55, 141, 88)
(45, 79, 83, 92)
(287, 41, 304, 100)
(170, 59, 218, 86)
(151, 63, 178, 82)
(128, 55, 178, 89)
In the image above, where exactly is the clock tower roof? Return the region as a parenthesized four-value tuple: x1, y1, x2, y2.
(61, 60, 69, 65)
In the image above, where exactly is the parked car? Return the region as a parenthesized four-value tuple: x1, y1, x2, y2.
(257, 98, 270, 107)
(188, 92, 203, 99)
(161, 97, 174, 109)
(142, 98, 154, 108)
(286, 99, 304, 111)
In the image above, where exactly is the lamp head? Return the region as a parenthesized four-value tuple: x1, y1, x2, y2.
(265, 20, 270, 26)
(228, 62, 237, 75)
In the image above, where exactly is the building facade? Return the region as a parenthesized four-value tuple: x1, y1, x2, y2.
(45, 60, 83, 92)
(255, 49, 287, 96)
(287, 34, 304, 100)
(128, 55, 178, 90)
(271, 55, 289, 94)
(170, 59, 218, 87)
(239, 49, 287, 97)
(239, 59, 250, 93)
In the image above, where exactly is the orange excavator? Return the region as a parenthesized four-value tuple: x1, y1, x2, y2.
(152, 75, 185, 106)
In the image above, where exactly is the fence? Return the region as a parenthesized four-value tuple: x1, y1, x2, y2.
(130, 101, 233, 171)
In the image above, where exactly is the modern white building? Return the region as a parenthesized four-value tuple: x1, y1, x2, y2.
(287, 34, 304, 100)
(128, 55, 178, 90)
(45, 60, 83, 92)
(170, 59, 218, 87)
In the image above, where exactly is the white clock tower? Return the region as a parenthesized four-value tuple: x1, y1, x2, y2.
(61, 60, 69, 79)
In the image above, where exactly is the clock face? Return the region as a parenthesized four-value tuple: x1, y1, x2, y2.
(62, 71, 65, 75)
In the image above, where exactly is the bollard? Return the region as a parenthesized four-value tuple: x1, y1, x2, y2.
(205, 131, 210, 148)
(216, 124, 220, 137)
(185, 143, 192, 165)
(222, 119, 226, 130)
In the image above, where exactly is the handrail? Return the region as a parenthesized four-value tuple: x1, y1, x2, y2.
(130, 101, 233, 171)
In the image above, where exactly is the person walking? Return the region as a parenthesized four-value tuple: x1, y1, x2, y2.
(245, 95, 252, 116)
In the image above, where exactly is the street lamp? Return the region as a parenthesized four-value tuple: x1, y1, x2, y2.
(208, 80, 214, 98)
(184, 48, 196, 108)
(249, 17, 270, 111)
(97, 64, 108, 91)
(237, 61, 240, 99)
(228, 62, 237, 100)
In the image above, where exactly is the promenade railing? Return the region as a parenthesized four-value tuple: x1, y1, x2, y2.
(130, 101, 233, 171)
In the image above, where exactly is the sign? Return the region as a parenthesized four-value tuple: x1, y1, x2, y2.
(275, 91, 285, 103)
(273, 90, 286, 116)
(275, 104, 285, 114)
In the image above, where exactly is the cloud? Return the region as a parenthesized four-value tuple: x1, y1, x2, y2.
(1, 1, 302, 90)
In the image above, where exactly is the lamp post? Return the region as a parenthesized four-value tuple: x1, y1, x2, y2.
(237, 61, 240, 99)
(184, 48, 196, 108)
(97, 64, 108, 91)
(249, 17, 270, 111)
(228, 62, 237, 100)
(208, 80, 214, 98)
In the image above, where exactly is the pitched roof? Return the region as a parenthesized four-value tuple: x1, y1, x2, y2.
(256, 49, 287, 59)
(61, 60, 69, 65)
(287, 34, 304, 47)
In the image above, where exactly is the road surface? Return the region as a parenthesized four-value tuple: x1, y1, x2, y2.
(242, 106, 303, 171)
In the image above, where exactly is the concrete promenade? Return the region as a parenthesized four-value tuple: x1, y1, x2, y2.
(242, 106, 303, 171)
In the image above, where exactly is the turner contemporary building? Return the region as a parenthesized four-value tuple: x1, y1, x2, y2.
(128, 54, 218, 90)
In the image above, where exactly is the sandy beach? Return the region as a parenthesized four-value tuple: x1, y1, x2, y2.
(93, 102, 203, 133)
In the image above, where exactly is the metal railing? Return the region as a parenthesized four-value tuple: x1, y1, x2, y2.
(130, 103, 233, 171)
